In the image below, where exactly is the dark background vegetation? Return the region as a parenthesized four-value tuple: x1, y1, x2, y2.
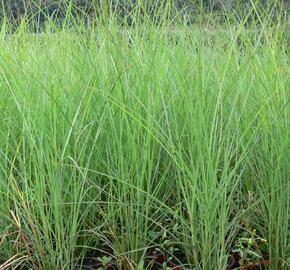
(1, 0, 288, 26)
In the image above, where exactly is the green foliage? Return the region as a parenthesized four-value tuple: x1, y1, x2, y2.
(0, 1, 289, 270)
(233, 229, 267, 264)
(1, 0, 288, 25)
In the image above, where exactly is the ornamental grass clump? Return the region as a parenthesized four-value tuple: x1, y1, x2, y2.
(0, 1, 289, 269)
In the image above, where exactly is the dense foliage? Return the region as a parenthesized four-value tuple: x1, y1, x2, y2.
(1, 0, 288, 23)
(0, 1, 289, 270)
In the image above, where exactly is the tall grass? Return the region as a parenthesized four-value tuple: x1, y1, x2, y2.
(0, 1, 289, 269)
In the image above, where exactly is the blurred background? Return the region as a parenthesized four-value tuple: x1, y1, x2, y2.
(1, 0, 289, 27)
